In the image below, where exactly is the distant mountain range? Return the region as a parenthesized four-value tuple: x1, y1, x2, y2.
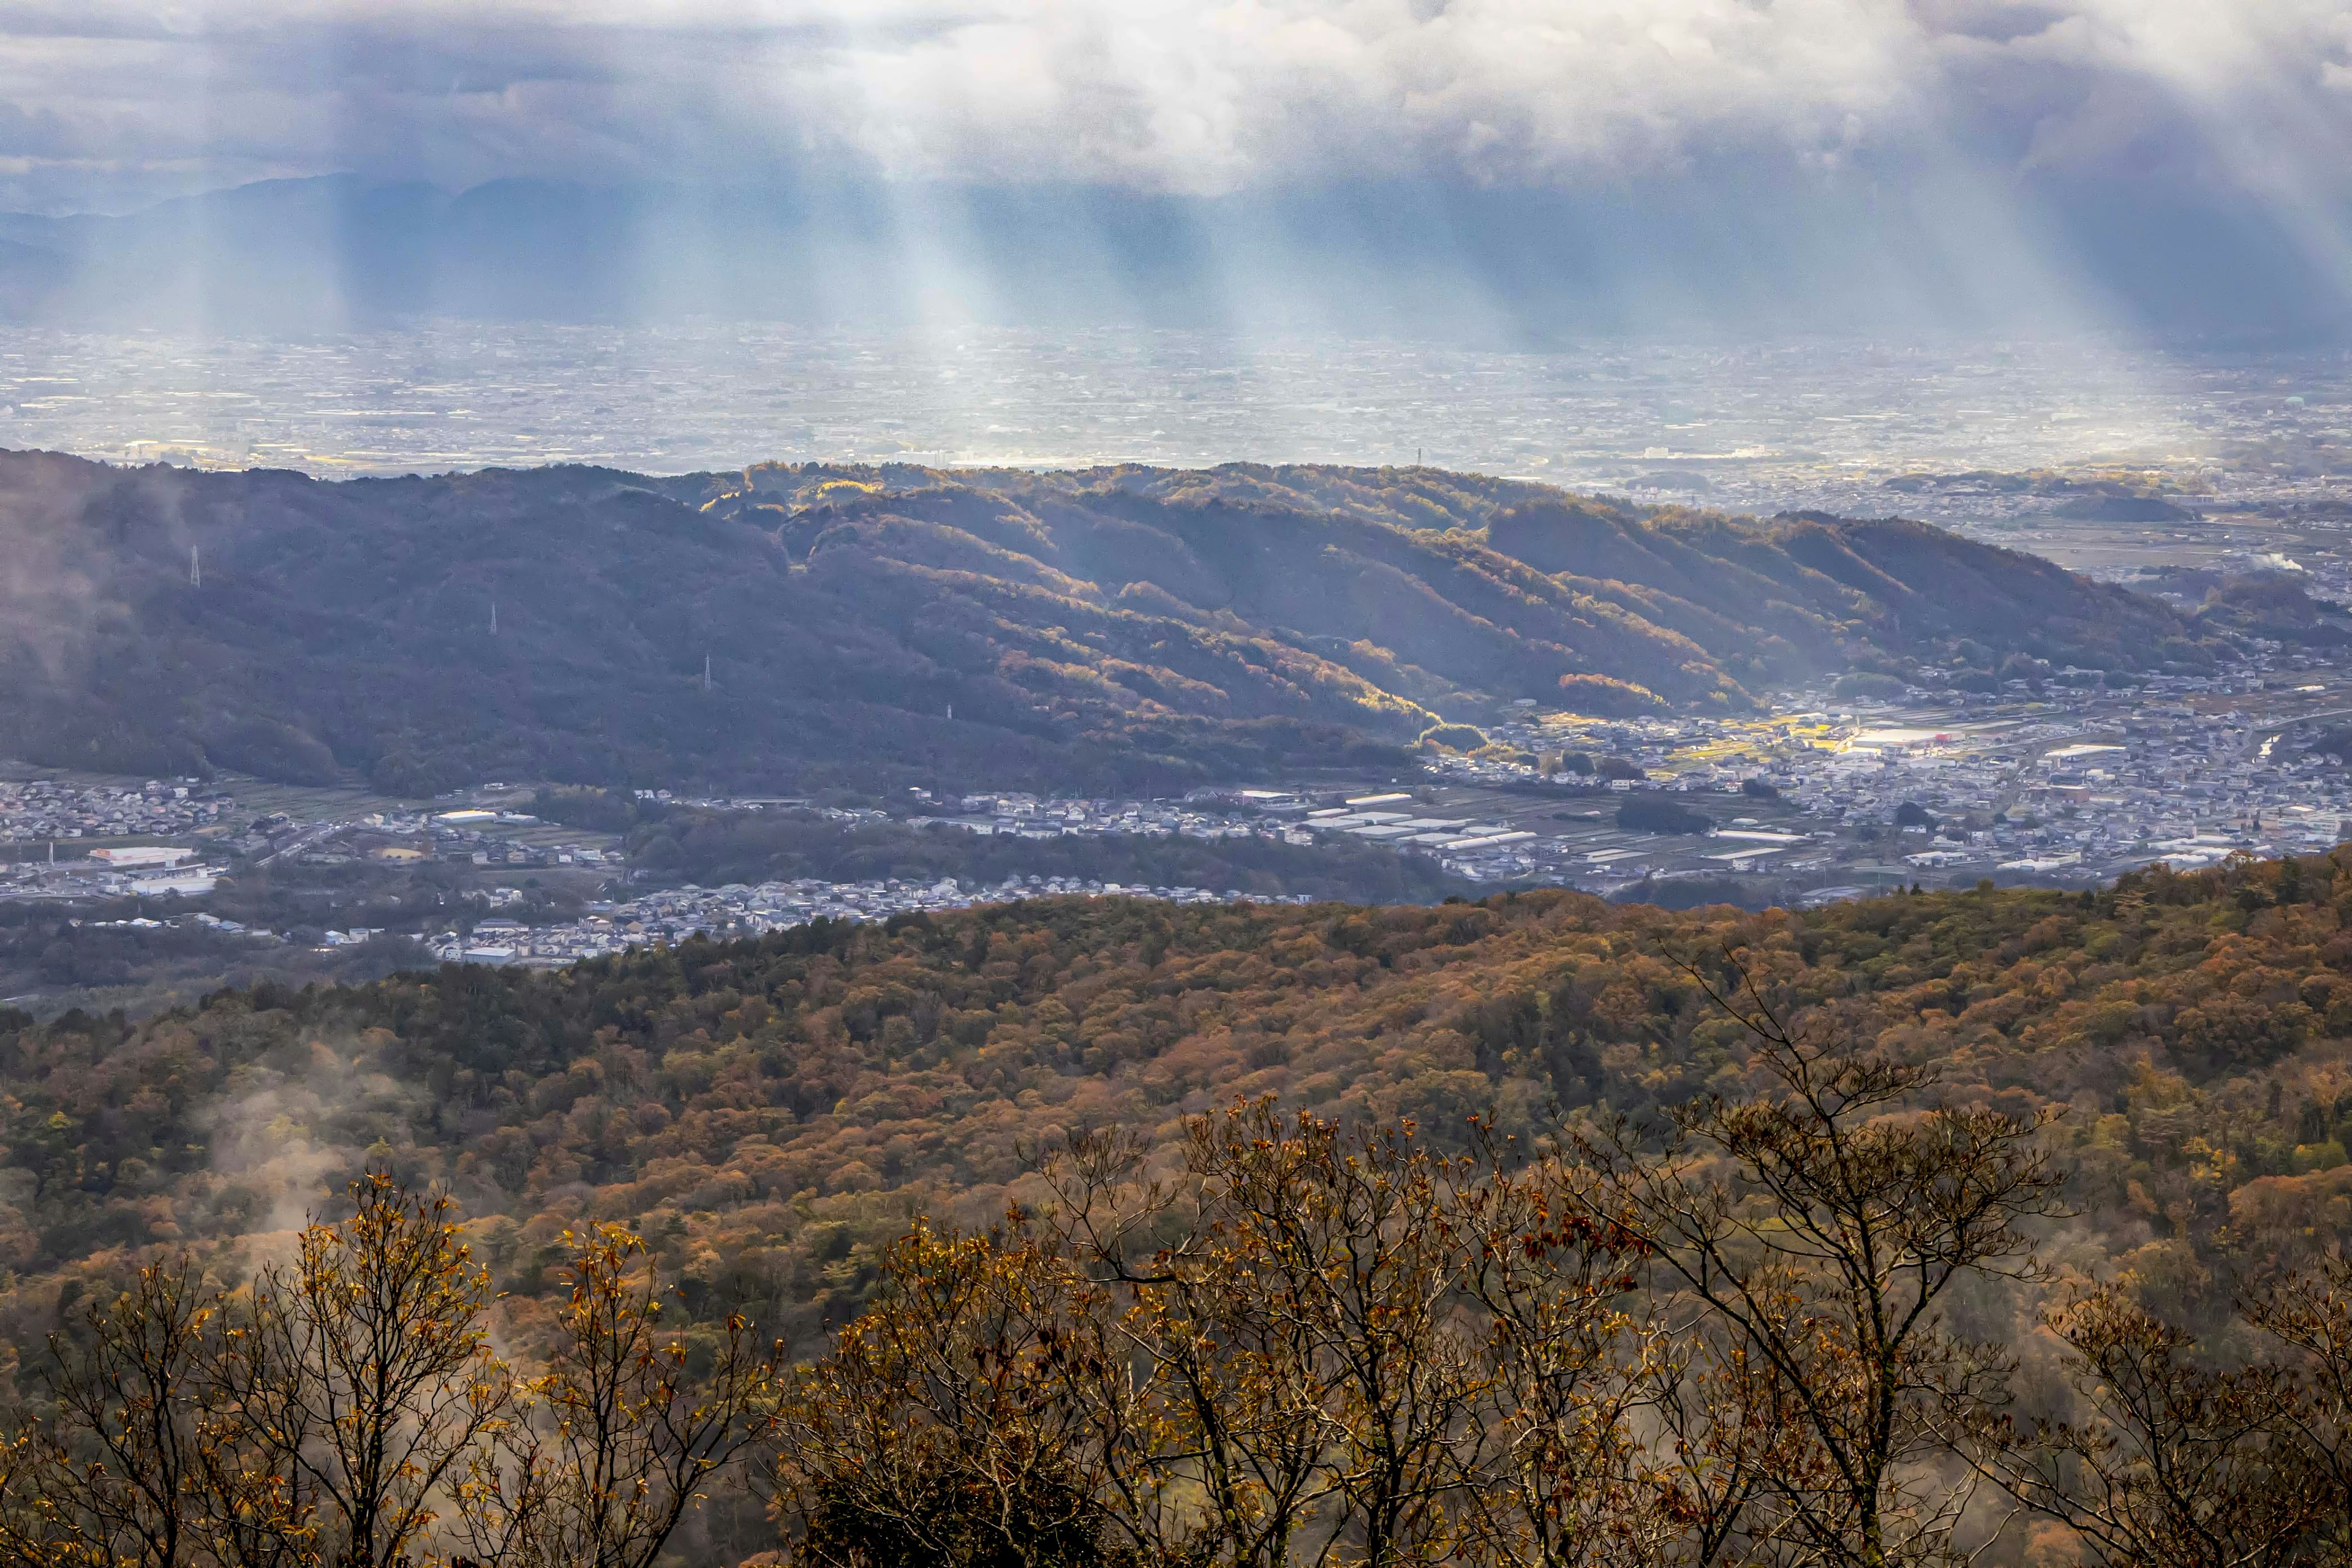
(0, 174, 2341, 341)
(0, 453, 2217, 793)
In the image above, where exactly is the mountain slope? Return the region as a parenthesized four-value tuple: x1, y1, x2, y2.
(0, 452, 2209, 791)
(1, 854, 2346, 1363)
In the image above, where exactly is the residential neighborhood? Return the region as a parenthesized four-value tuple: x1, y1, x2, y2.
(422, 875, 1315, 967)
(10, 631, 2352, 979)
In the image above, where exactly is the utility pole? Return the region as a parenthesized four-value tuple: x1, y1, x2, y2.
(190, 545, 200, 587)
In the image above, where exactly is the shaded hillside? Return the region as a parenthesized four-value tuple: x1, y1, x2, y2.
(0, 451, 2209, 792)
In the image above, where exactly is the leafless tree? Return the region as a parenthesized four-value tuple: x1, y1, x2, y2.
(1975, 1285, 2323, 1568)
(1583, 956, 2065, 1568)
(31, 1259, 216, 1568)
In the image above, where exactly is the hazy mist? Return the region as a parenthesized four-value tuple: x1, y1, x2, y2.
(0, 1, 2343, 343)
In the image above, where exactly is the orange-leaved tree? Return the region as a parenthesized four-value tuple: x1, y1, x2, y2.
(0, 1176, 777, 1568)
(206, 1173, 513, 1568)
(449, 1222, 781, 1568)
(772, 1213, 1147, 1568)
(778, 1103, 1673, 1568)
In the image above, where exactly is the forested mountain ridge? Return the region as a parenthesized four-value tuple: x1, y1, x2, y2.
(0, 450, 2209, 793)
(4, 850, 2348, 1368)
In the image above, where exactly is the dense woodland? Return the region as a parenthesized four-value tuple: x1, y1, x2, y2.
(0, 855, 2349, 1558)
(0, 452, 2214, 794)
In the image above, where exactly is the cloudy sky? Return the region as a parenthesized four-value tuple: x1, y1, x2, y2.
(0, 1, 2345, 336)
(0, 0, 2341, 200)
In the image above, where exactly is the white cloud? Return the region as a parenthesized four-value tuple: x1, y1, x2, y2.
(0, 0, 2344, 205)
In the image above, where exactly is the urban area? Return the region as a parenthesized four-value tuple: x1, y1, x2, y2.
(9, 624, 2352, 975)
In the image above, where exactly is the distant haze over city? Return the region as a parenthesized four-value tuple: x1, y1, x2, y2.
(0, 172, 2343, 343)
(0, 3, 2345, 342)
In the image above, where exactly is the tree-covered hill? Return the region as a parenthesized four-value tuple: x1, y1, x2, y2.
(4, 851, 2348, 1366)
(0, 451, 2211, 793)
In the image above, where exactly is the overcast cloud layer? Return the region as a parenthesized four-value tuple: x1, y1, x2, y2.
(0, 1, 2344, 338)
(0, 0, 2340, 203)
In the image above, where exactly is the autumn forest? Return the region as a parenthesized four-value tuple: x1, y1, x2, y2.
(2, 853, 2352, 1564)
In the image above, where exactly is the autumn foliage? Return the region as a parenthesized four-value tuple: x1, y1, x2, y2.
(0, 1178, 778, 1568)
(769, 1005, 2352, 1566)
(7, 854, 2352, 1558)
